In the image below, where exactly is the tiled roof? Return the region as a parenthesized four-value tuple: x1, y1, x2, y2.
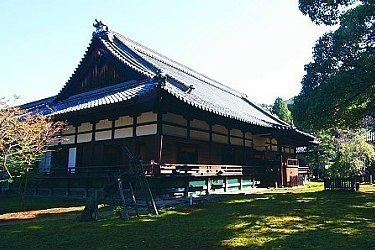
(97, 31, 294, 129)
(22, 23, 314, 140)
(21, 80, 158, 116)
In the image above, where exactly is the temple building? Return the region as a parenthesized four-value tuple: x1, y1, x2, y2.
(22, 21, 315, 196)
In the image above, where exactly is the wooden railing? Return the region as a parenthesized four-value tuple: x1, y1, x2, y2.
(324, 178, 359, 191)
(158, 164, 243, 177)
(42, 163, 243, 178)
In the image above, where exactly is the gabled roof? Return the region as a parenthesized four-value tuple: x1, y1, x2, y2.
(92, 27, 292, 129)
(22, 21, 314, 141)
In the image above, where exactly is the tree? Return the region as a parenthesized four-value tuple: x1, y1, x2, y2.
(271, 97, 292, 123)
(303, 128, 374, 178)
(329, 129, 375, 178)
(294, 0, 374, 130)
(0, 99, 64, 180)
(302, 130, 336, 178)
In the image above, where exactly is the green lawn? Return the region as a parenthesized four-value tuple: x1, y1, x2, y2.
(0, 182, 374, 249)
(0, 195, 84, 214)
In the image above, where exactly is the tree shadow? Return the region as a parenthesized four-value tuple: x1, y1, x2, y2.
(0, 186, 374, 249)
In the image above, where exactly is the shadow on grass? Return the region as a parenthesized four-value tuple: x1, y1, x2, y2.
(0, 185, 374, 249)
(0, 195, 85, 215)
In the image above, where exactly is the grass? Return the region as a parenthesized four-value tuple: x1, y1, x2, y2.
(0, 195, 84, 214)
(0, 182, 374, 249)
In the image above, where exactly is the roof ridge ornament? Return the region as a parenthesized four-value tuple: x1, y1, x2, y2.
(93, 19, 109, 37)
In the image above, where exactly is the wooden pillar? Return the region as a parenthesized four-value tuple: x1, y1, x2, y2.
(111, 119, 116, 140)
(206, 178, 211, 195)
(242, 131, 246, 165)
(278, 144, 284, 187)
(184, 178, 189, 198)
(74, 126, 78, 144)
(224, 177, 228, 192)
(132, 116, 137, 137)
(209, 124, 213, 164)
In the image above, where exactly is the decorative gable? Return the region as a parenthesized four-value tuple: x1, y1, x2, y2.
(56, 37, 147, 101)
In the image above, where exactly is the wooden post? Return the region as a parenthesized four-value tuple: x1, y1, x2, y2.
(239, 177, 243, 191)
(206, 178, 211, 195)
(209, 124, 212, 164)
(184, 178, 189, 198)
(118, 179, 129, 220)
(224, 177, 228, 192)
(128, 182, 139, 217)
(143, 175, 159, 215)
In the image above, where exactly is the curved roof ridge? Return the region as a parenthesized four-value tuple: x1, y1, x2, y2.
(111, 31, 245, 98)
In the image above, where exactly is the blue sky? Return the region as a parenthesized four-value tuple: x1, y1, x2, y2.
(0, 0, 331, 105)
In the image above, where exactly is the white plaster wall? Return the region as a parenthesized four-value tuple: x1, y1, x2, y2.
(96, 119, 112, 130)
(245, 132, 252, 140)
(190, 119, 209, 130)
(190, 130, 209, 141)
(163, 124, 187, 138)
(212, 134, 228, 144)
(114, 127, 133, 139)
(115, 116, 133, 127)
(212, 125, 227, 135)
(61, 135, 75, 145)
(162, 113, 186, 126)
(253, 136, 268, 151)
(230, 137, 243, 146)
(78, 122, 92, 133)
(136, 124, 157, 136)
(77, 133, 92, 143)
(95, 130, 112, 141)
(62, 125, 75, 135)
(138, 112, 157, 124)
(231, 129, 243, 137)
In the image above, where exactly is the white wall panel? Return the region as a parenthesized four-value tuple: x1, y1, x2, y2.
(231, 129, 243, 137)
(78, 122, 92, 133)
(114, 127, 133, 139)
(115, 116, 132, 127)
(212, 134, 228, 144)
(190, 130, 209, 141)
(96, 119, 112, 130)
(95, 130, 112, 141)
(162, 113, 186, 126)
(62, 125, 75, 135)
(163, 124, 187, 138)
(190, 119, 209, 130)
(230, 137, 243, 146)
(212, 125, 228, 135)
(245, 132, 252, 140)
(138, 112, 157, 124)
(77, 133, 92, 143)
(61, 135, 75, 145)
(136, 124, 157, 136)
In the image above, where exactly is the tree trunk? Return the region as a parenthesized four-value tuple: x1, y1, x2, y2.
(21, 167, 30, 211)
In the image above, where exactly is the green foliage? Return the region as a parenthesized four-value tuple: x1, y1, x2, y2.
(294, 1, 374, 130)
(329, 129, 375, 177)
(298, 0, 361, 25)
(304, 129, 375, 177)
(303, 130, 336, 177)
(271, 97, 292, 123)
